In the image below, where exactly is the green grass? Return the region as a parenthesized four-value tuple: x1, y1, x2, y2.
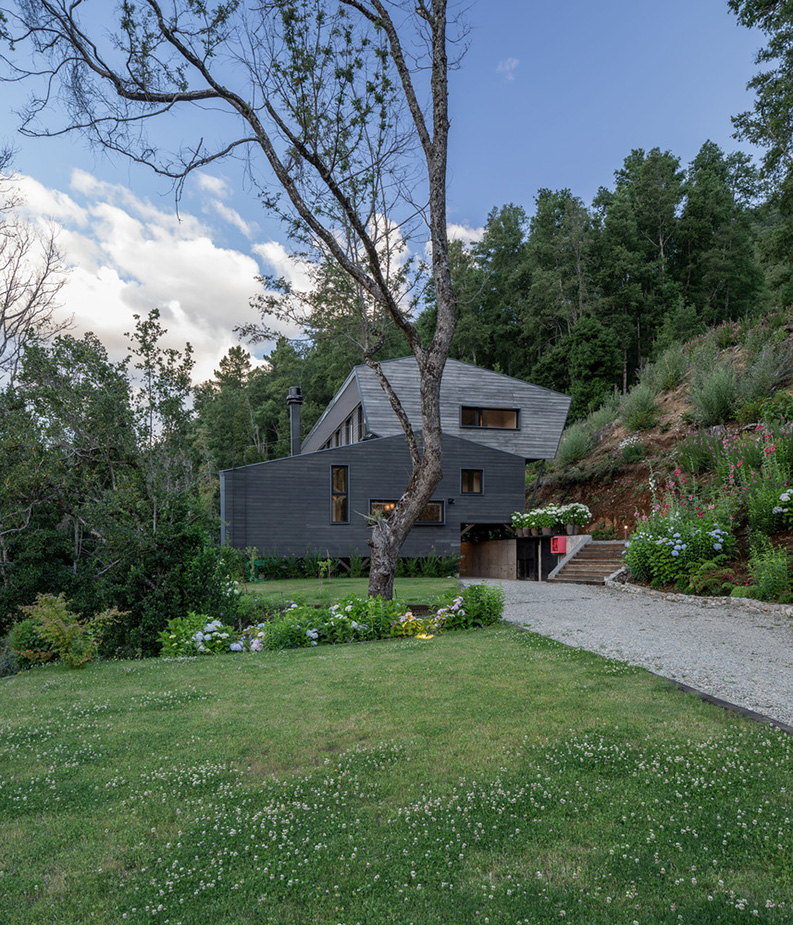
(1, 627, 792, 924)
(245, 575, 459, 607)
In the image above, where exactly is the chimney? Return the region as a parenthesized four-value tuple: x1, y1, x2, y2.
(286, 386, 303, 456)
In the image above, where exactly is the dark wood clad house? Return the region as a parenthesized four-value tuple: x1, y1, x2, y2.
(220, 357, 570, 559)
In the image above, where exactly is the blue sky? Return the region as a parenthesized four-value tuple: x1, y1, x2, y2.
(0, 0, 763, 381)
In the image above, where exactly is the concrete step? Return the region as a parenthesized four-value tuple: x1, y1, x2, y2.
(549, 541, 627, 585)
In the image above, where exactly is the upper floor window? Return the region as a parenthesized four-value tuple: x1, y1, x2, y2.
(331, 465, 349, 523)
(461, 469, 483, 494)
(460, 406, 519, 430)
(369, 499, 444, 525)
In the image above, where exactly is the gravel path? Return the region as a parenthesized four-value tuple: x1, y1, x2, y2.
(463, 578, 793, 731)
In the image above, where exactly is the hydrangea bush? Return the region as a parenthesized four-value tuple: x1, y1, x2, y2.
(624, 484, 736, 588)
(158, 584, 507, 657)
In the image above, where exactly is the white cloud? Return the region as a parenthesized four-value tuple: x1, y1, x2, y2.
(497, 57, 520, 81)
(448, 223, 485, 247)
(11, 170, 286, 382)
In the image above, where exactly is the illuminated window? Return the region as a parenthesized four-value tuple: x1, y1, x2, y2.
(461, 406, 519, 429)
(369, 500, 444, 525)
(461, 469, 483, 494)
(331, 466, 349, 523)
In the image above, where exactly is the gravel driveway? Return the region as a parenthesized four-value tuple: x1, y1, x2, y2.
(463, 578, 793, 732)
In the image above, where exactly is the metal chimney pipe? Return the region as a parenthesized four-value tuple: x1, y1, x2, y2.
(286, 386, 303, 456)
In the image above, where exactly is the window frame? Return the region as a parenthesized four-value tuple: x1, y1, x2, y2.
(369, 499, 445, 525)
(460, 406, 520, 430)
(330, 465, 349, 524)
(460, 468, 484, 494)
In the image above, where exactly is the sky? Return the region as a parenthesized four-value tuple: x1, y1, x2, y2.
(0, 0, 764, 383)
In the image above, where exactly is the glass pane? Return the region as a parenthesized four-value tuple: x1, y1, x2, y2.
(461, 469, 482, 493)
(370, 501, 396, 518)
(417, 502, 443, 523)
(332, 495, 348, 523)
(481, 408, 518, 429)
(332, 466, 347, 493)
(460, 406, 477, 426)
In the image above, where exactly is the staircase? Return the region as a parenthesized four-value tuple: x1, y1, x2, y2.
(549, 541, 627, 585)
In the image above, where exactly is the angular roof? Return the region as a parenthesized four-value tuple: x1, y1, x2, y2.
(300, 356, 570, 461)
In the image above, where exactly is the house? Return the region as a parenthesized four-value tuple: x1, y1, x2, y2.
(220, 357, 570, 560)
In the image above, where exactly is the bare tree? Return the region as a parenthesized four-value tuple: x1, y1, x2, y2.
(1, 0, 463, 597)
(0, 147, 68, 381)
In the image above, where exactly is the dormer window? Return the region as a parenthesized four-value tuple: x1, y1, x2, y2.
(461, 406, 519, 429)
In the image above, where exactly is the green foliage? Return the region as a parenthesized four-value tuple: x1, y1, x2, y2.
(748, 537, 791, 602)
(8, 617, 55, 670)
(432, 584, 505, 631)
(625, 493, 736, 588)
(642, 343, 689, 392)
(676, 431, 721, 474)
(684, 558, 744, 596)
(459, 583, 505, 626)
(348, 555, 366, 579)
(20, 593, 119, 669)
(590, 523, 618, 541)
(585, 390, 619, 431)
(159, 612, 236, 657)
(620, 383, 659, 431)
(689, 362, 739, 425)
(555, 422, 593, 467)
(619, 435, 646, 463)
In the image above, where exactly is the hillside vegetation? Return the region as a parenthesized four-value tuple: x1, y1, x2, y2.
(534, 309, 793, 600)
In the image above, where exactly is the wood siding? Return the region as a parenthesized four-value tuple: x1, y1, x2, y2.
(221, 433, 525, 558)
(301, 357, 570, 460)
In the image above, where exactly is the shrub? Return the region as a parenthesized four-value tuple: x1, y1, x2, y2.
(689, 363, 739, 425)
(460, 583, 505, 626)
(8, 618, 55, 670)
(586, 391, 620, 432)
(624, 497, 736, 588)
(555, 423, 593, 467)
(677, 431, 720, 475)
(620, 383, 659, 431)
(642, 344, 688, 393)
(0, 632, 19, 677)
(619, 435, 646, 463)
(685, 559, 744, 597)
(19, 594, 120, 669)
(591, 523, 618, 541)
(158, 612, 236, 656)
(749, 538, 791, 602)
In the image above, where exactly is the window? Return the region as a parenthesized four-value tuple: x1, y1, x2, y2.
(331, 466, 349, 523)
(461, 469, 483, 494)
(461, 406, 519, 429)
(369, 500, 444, 525)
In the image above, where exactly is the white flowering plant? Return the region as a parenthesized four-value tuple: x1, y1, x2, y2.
(158, 612, 235, 657)
(772, 489, 793, 529)
(560, 502, 592, 526)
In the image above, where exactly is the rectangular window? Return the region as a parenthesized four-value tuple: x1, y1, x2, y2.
(369, 500, 444, 525)
(460, 406, 519, 429)
(331, 465, 349, 523)
(461, 468, 483, 494)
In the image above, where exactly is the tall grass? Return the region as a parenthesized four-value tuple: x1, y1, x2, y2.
(690, 361, 739, 425)
(555, 421, 593, 466)
(619, 382, 659, 430)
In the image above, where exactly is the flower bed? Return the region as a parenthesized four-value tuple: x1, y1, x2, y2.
(158, 584, 506, 656)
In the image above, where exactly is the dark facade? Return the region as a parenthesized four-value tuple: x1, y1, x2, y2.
(220, 357, 571, 559)
(222, 433, 527, 558)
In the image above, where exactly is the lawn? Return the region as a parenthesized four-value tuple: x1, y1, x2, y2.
(1, 626, 791, 924)
(244, 575, 459, 607)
